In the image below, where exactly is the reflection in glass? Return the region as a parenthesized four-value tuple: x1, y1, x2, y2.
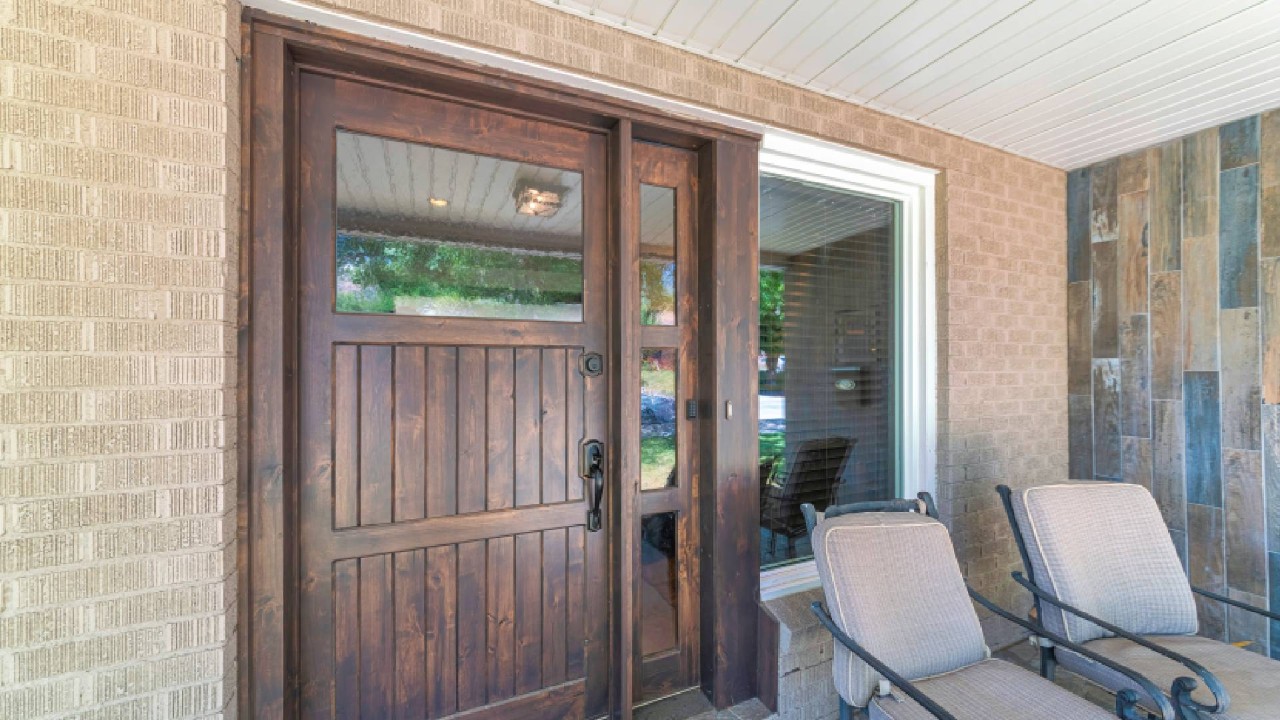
(758, 174, 897, 569)
(640, 349, 677, 490)
(639, 184, 676, 326)
(639, 512, 678, 656)
(334, 131, 584, 321)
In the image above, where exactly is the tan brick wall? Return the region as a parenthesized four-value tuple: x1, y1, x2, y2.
(0, 0, 240, 717)
(291, 0, 1066, 615)
(0, 0, 1063, 715)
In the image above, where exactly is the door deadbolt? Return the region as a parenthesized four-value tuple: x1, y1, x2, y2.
(579, 352, 604, 377)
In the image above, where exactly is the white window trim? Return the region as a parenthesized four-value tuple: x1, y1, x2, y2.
(758, 131, 937, 602)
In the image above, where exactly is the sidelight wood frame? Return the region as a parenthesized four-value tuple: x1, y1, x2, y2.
(240, 12, 760, 720)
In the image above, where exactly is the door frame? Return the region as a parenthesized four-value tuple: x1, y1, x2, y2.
(240, 12, 761, 720)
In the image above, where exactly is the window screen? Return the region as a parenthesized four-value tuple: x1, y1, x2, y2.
(758, 174, 898, 569)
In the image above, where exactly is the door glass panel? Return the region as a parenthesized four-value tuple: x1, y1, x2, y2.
(640, 348, 677, 490)
(639, 512, 678, 656)
(334, 130, 584, 321)
(639, 184, 676, 326)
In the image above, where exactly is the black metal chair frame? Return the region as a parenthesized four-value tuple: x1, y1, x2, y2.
(996, 484, 1280, 720)
(804, 493, 1175, 720)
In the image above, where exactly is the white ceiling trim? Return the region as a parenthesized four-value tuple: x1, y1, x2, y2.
(537, 0, 1280, 169)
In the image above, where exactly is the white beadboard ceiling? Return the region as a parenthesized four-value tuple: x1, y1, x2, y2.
(535, 0, 1280, 169)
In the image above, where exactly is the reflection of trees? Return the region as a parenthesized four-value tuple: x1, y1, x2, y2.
(759, 269, 785, 377)
(640, 259, 675, 325)
(336, 233, 583, 313)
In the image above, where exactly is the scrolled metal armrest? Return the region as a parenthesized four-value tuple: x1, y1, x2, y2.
(1193, 585, 1280, 622)
(968, 587, 1176, 720)
(810, 602, 959, 720)
(1012, 572, 1229, 716)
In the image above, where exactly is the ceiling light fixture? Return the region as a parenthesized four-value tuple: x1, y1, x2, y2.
(428, 197, 449, 208)
(513, 179, 567, 217)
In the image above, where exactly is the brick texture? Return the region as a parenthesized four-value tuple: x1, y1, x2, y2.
(0, 0, 240, 717)
(1, 0, 1066, 716)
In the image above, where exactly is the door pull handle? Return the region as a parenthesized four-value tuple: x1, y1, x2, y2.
(579, 439, 605, 532)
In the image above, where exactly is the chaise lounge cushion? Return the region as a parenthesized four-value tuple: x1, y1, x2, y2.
(1059, 635, 1280, 720)
(868, 658, 1115, 720)
(812, 512, 988, 707)
(1007, 482, 1198, 643)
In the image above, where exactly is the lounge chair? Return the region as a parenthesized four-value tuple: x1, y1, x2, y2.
(804, 494, 1172, 720)
(761, 436, 855, 558)
(999, 481, 1280, 720)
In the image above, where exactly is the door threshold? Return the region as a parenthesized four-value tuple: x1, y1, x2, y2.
(632, 688, 713, 720)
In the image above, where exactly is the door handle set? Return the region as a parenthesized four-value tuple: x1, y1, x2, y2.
(579, 439, 605, 532)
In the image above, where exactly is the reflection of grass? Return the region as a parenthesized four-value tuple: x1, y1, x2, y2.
(641, 436, 676, 489)
(759, 432, 785, 481)
(640, 368, 675, 397)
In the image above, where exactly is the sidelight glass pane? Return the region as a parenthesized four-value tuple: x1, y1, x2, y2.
(758, 174, 898, 569)
(640, 348, 677, 490)
(334, 131, 584, 321)
(639, 184, 676, 326)
(639, 512, 678, 656)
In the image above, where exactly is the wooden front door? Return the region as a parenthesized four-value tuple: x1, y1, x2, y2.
(295, 74, 610, 719)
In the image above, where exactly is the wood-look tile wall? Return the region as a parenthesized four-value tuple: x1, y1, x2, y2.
(1067, 110, 1280, 657)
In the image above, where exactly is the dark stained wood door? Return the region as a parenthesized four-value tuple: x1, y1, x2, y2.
(295, 74, 610, 719)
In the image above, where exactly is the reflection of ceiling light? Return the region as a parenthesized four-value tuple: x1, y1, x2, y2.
(428, 197, 448, 208)
(515, 187, 561, 217)
(513, 179, 568, 217)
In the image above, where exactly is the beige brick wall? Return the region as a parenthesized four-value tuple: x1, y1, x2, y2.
(0, 0, 240, 717)
(293, 0, 1067, 615)
(0, 0, 1063, 715)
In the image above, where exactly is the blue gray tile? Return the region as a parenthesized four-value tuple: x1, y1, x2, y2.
(1271, 552, 1280, 659)
(1069, 394, 1094, 480)
(1220, 115, 1259, 170)
(1153, 400, 1186, 534)
(1068, 167, 1092, 282)
(1068, 281, 1092, 395)
(1189, 503, 1227, 640)
(1093, 359, 1122, 479)
(1224, 448, 1265, 597)
(1185, 371, 1222, 507)
(1150, 272, 1182, 400)
(1093, 241, 1118, 358)
(1123, 436, 1152, 491)
(1120, 314, 1150, 437)
(1220, 308, 1260, 451)
(1265, 405, 1280, 551)
(1219, 164, 1259, 309)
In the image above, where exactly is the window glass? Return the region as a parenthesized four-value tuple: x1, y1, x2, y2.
(640, 348, 678, 490)
(335, 130, 584, 321)
(639, 512, 678, 656)
(639, 184, 676, 326)
(758, 174, 897, 569)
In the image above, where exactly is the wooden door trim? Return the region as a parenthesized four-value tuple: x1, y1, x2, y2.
(241, 15, 761, 719)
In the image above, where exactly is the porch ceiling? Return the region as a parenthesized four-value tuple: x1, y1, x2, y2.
(535, 0, 1280, 169)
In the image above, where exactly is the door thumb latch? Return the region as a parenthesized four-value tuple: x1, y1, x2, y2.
(579, 439, 605, 532)
(579, 352, 603, 377)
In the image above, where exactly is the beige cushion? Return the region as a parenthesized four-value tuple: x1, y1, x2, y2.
(1008, 482, 1198, 643)
(1060, 635, 1280, 720)
(868, 658, 1115, 719)
(812, 512, 988, 707)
